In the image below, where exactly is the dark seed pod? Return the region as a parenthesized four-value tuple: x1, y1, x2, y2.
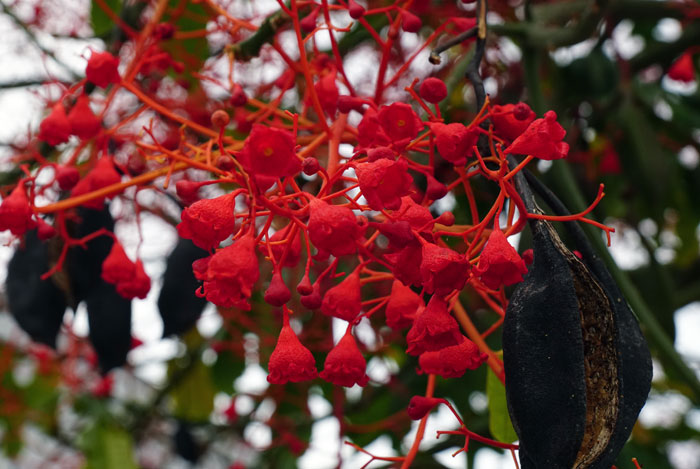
(7, 230, 68, 348)
(503, 160, 652, 469)
(158, 238, 209, 337)
(86, 279, 132, 373)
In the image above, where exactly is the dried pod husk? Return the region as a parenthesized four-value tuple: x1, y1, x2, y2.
(503, 164, 652, 469)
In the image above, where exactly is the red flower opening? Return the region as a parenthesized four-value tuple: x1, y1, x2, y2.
(177, 192, 237, 251)
(0, 183, 35, 236)
(355, 158, 412, 210)
(237, 124, 301, 187)
(405, 295, 462, 356)
(319, 326, 369, 387)
(420, 242, 470, 295)
(429, 122, 479, 166)
(67, 94, 101, 140)
(491, 103, 536, 141)
(473, 229, 528, 289)
(377, 103, 423, 149)
(307, 197, 363, 257)
(200, 234, 259, 310)
(505, 110, 569, 160)
(86, 51, 120, 88)
(38, 104, 71, 146)
(419, 78, 447, 104)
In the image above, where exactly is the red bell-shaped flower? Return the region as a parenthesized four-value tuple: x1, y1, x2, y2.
(102, 241, 151, 300)
(115, 260, 151, 300)
(307, 197, 362, 257)
(357, 107, 391, 149)
(491, 103, 536, 142)
(321, 266, 362, 322)
(419, 78, 447, 104)
(237, 124, 301, 184)
(407, 396, 444, 420)
(473, 229, 528, 289)
(405, 295, 462, 356)
(315, 70, 339, 117)
(668, 52, 695, 83)
(395, 196, 433, 232)
(0, 183, 35, 236)
(505, 110, 569, 160)
(200, 234, 259, 309)
(70, 156, 122, 210)
(355, 158, 412, 211)
(320, 326, 369, 387)
(177, 192, 237, 251)
(377, 103, 423, 149)
(385, 279, 422, 329)
(38, 104, 71, 146)
(420, 242, 470, 295)
(86, 51, 120, 88)
(429, 122, 479, 166)
(418, 335, 487, 378)
(68, 94, 101, 140)
(385, 243, 423, 287)
(267, 309, 318, 384)
(401, 9, 422, 33)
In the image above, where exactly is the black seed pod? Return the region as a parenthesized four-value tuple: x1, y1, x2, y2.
(503, 161, 652, 469)
(86, 279, 132, 373)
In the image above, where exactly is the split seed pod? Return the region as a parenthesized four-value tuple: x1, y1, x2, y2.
(503, 160, 652, 469)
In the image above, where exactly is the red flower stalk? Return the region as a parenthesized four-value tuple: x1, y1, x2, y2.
(385, 279, 423, 329)
(200, 234, 259, 309)
(473, 229, 528, 289)
(67, 94, 101, 140)
(264, 223, 302, 267)
(405, 295, 462, 356)
(86, 51, 120, 88)
(419, 78, 447, 104)
(321, 266, 362, 322)
(429, 122, 479, 166)
(668, 52, 695, 83)
(0, 183, 35, 236)
(377, 103, 424, 148)
(355, 158, 412, 210)
(237, 124, 301, 187)
(307, 197, 363, 257)
(320, 326, 369, 387)
(505, 110, 569, 160)
(38, 103, 71, 146)
(102, 241, 151, 300)
(267, 309, 318, 384)
(418, 335, 487, 378)
(491, 103, 536, 141)
(176, 192, 237, 251)
(407, 396, 445, 420)
(420, 242, 470, 295)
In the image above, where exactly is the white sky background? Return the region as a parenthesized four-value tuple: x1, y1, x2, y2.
(0, 1, 699, 468)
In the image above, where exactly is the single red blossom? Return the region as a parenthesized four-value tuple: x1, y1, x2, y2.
(265, 223, 302, 267)
(420, 242, 470, 295)
(267, 310, 318, 384)
(300, 278, 322, 310)
(115, 260, 151, 300)
(377, 103, 423, 148)
(201, 234, 259, 310)
(0, 183, 35, 236)
(355, 158, 412, 210)
(369, 220, 414, 249)
(338, 95, 365, 113)
(401, 9, 422, 32)
(406, 295, 462, 356)
(264, 271, 291, 307)
(448, 16, 477, 33)
(102, 242, 151, 299)
(395, 196, 433, 232)
(85, 51, 120, 88)
(307, 197, 363, 257)
(357, 107, 391, 149)
(315, 70, 339, 117)
(505, 110, 569, 160)
(176, 192, 237, 251)
(491, 103, 536, 141)
(419, 335, 487, 378)
(320, 326, 369, 387)
(175, 180, 204, 205)
(91, 156, 122, 190)
(230, 83, 248, 107)
(55, 165, 80, 191)
(38, 103, 71, 146)
(367, 146, 396, 162)
(348, 0, 365, 18)
(419, 77, 447, 103)
(668, 52, 695, 83)
(237, 124, 301, 188)
(321, 266, 361, 322)
(429, 122, 479, 166)
(407, 396, 444, 420)
(67, 94, 101, 140)
(473, 229, 528, 289)
(36, 217, 57, 240)
(385, 279, 423, 329)
(385, 243, 423, 287)
(300, 6, 320, 32)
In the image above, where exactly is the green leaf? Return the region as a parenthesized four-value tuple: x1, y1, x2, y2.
(91, 0, 122, 37)
(82, 424, 137, 469)
(486, 367, 518, 444)
(170, 357, 216, 422)
(211, 350, 244, 394)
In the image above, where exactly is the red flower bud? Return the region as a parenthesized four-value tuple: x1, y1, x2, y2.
(505, 110, 569, 160)
(473, 229, 528, 289)
(265, 271, 292, 307)
(407, 396, 444, 420)
(385, 279, 422, 329)
(419, 77, 447, 103)
(211, 110, 230, 128)
(302, 157, 321, 175)
(86, 51, 120, 88)
(267, 309, 318, 384)
(668, 52, 695, 83)
(38, 104, 71, 146)
(175, 180, 204, 205)
(321, 266, 362, 322)
(406, 295, 462, 356)
(401, 10, 422, 33)
(176, 192, 237, 251)
(425, 174, 448, 201)
(429, 122, 479, 166)
(0, 183, 35, 236)
(522, 248, 534, 265)
(67, 94, 101, 140)
(337, 95, 365, 114)
(348, 0, 365, 19)
(300, 6, 320, 32)
(230, 83, 248, 107)
(320, 326, 369, 387)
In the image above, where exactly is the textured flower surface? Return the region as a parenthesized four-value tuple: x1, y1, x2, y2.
(38, 104, 71, 146)
(177, 193, 236, 251)
(321, 267, 361, 322)
(102, 242, 151, 300)
(418, 335, 487, 378)
(237, 124, 301, 184)
(267, 310, 317, 384)
(0, 184, 35, 236)
(473, 229, 528, 289)
(67, 94, 101, 140)
(385, 279, 422, 329)
(86, 51, 120, 88)
(200, 234, 259, 309)
(430, 122, 479, 166)
(355, 158, 412, 210)
(491, 103, 536, 141)
(307, 198, 361, 256)
(505, 110, 569, 160)
(406, 295, 462, 356)
(320, 326, 369, 387)
(420, 242, 470, 295)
